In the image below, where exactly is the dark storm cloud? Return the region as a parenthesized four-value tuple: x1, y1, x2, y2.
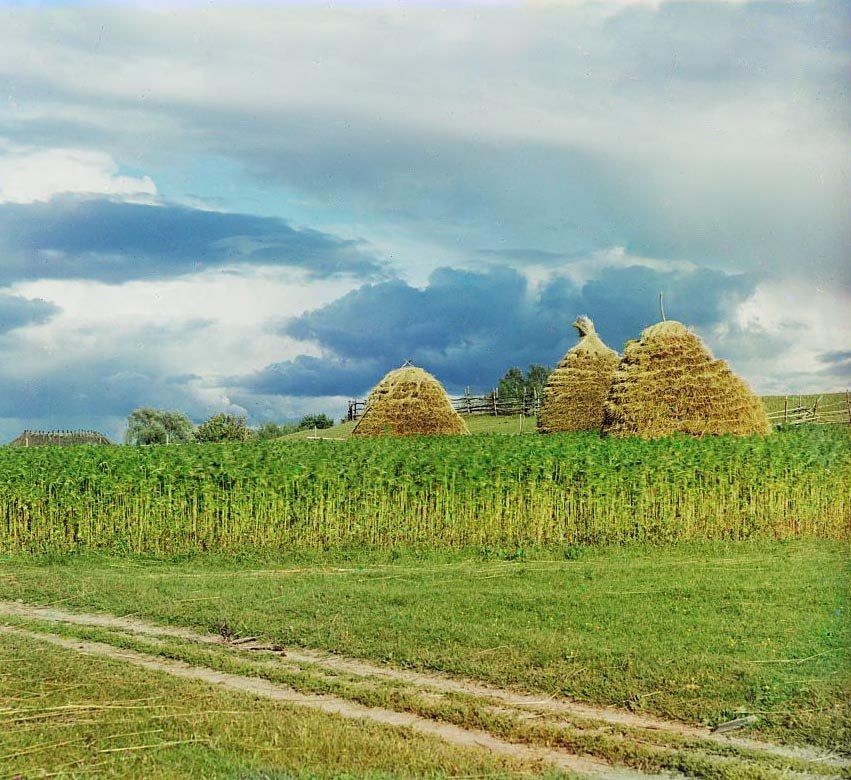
(241, 264, 755, 397)
(0, 293, 58, 333)
(0, 196, 386, 284)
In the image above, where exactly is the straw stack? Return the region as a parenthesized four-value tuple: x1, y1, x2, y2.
(603, 320, 771, 438)
(352, 363, 470, 437)
(537, 316, 618, 433)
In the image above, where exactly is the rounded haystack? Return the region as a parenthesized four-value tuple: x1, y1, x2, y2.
(602, 320, 771, 439)
(352, 363, 470, 437)
(537, 316, 619, 433)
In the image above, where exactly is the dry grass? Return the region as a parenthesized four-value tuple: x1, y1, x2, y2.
(603, 320, 772, 439)
(352, 364, 469, 437)
(538, 316, 618, 434)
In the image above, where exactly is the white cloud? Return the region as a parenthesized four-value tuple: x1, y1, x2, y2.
(712, 278, 851, 394)
(0, 143, 157, 204)
(8, 265, 359, 376)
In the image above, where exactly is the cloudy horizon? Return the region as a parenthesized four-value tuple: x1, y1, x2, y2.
(1, 0, 848, 441)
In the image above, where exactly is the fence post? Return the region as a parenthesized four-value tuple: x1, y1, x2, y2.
(783, 396, 788, 424)
(492, 388, 499, 417)
(846, 389, 851, 425)
(466, 387, 472, 415)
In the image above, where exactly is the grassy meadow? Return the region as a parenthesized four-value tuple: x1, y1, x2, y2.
(0, 426, 848, 555)
(1, 541, 848, 753)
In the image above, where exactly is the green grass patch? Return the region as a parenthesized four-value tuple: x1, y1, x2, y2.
(1, 541, 848, 751)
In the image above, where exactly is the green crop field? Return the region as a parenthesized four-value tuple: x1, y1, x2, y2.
(0, 426, 848, 555)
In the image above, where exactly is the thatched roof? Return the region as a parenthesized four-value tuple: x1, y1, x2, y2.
(352, 363, 470, 437)
(537, 316, 619, 433)
(8, 429, 112, 447)
(602, 320, 771, 438)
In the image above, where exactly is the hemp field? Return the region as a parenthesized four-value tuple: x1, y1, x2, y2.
(0, 427, 847, 555)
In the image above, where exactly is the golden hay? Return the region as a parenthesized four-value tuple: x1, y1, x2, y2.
(352, 364, 470, 437)
(602, 320, 772, 439)
(537, 316, 619, 433)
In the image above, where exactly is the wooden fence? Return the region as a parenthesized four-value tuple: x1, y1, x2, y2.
(347, 389, 542, 421)
(764, 393, 851, 427)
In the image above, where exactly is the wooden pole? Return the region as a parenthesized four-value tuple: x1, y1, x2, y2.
(783, 396, 788, 424)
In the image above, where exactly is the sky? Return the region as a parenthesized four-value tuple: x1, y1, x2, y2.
(0, 0, 848, 441)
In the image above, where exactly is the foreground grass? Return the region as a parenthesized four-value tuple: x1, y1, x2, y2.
(1, 541, 848, 752)
(0, 631, 547, 779)
(5, 617, 837, 780)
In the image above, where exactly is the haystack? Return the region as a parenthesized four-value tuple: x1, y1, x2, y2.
(352, 363, 470, 437)
(537, 316, 618, 433)
(602, 321, 771, 438)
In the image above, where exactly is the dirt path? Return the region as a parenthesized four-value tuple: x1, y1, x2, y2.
(0, 624, 649, 779)
(0, 600, 845, 774)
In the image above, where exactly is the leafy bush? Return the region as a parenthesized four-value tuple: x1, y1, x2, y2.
(298, 414, 334, 431)
(125, 408, 195, 445)
(196, 414, 251, 443)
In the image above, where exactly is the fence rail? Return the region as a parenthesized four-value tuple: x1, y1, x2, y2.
(765, 395, 851, 427)
(348, 391, 851, 427)
(347, 389, 542, 421)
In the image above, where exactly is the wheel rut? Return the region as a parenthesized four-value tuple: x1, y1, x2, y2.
(1, 600, 845, 777)
(0, 624, 652, 779)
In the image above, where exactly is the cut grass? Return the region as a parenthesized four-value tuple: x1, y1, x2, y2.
(1, 541, 848, 752)
(0, 630, 553, 779)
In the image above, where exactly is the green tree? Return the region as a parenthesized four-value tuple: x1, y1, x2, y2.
(297, 413, 334, 431)
(497, 367, 525, 401)
(497, 365, 551, 400)
(196, 413, 251, 443)
(125, 408, 195, 445)
(526, 364, 551, 397)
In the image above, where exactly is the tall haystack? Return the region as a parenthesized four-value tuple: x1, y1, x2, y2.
(537, 316, 618, 433)
(352, 363, 470, 437)
(602, 320, 771, 438)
